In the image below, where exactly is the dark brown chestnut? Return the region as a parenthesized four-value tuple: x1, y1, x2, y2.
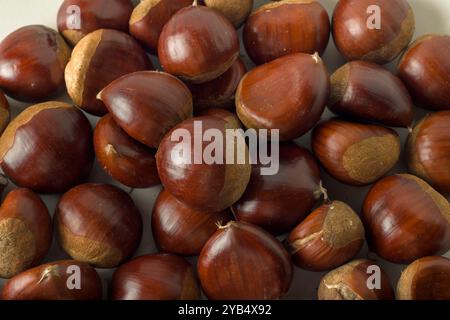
(204, 0, 253, 28)
(93, 114, 160, 188)
(0, 101, 94, 193)
(111, 253, 200, 300)
(363, 174, 450, 264)
(197, 108, 242, 129)
(198, 221, 293, 300)
(55, 183, 143, 268)
(0, 90, 10, 133)
(0, 25, 71, 102)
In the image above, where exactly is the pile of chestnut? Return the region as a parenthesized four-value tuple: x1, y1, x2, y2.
(0, 0, 449, 301)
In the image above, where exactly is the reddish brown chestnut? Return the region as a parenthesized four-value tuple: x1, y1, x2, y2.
(332, 0, 415, 64)
(287, 201, 364, 271)
(65, 29, 152, 116)
(330, 61, 414, 127)
(98, 71, 193, 148)
(94, 114, 160, 188)
(57, 0, 134, 46)
(397, 256, 450, 300)
(0, 90, 10, 133)
(55, 183, 143, 268)
(197, 108, 242, 129)
(398, 35, 450, 110)
(0, 25, 70, 102)
(318, 259, 394, 300)
(111, 253, 200, 300)
(204, 0, 253, 28)
(244, 0, 330, 65)
(1, 260, 102, 300)
(198, 221, 293, 300)
(363, 174, 450, 264)
(0, 101, 93, 193)
(236, 52, 330, 140)
(0, 189, 51, 279)
(312, 119, 400, 186)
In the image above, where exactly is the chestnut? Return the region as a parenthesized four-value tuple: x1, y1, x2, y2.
(0, 188, 52, 279)
(204, 0, 253, 28)
(398, 35, 450, 110)
(57, 0, 134, 46)
(111, 253, 200, 300)
(244, 0, 330, 65)
(287, 201, 364, 272)
(93, 114, 160, 188)
(236, 53, 330, 141)
(330, 61, 414, 127)
(0, 101, 94, 193)
(197, 108, 242, 129)
(363, 174, 450, 264)
(0, 90, 10, 133)
(0, 25, 70, 102)
(1, 260, 102, 300)
(55, 183, 143, 268)
(158, 3, 239, 83)
(65, 29, 152, 116)
(397, 256, 450, 300)
(198, 221, 293, 300)
(98, 71, 193, 148)
(318, 259, 394, 300)
(332, 0, 415, 64)
(406, 111, 450, 195)
(152, 189, 232, 256)
(312, 119, 400, 186)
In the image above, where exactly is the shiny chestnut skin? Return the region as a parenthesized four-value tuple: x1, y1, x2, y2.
(398, 35, 450, 110)
(363, 174, 450, 264)
(0, 91, 10, 133)
(0, 189, 51, 279)
(312, 119, 400, 186)
(236, 53, 330, 141)
(204, 0, 253, 28)
(65, 29, 152, 116)
(0, 25, 70, 102)
(0, 101, 94, 193)
(129, 0, 192, 52)
(98, 71, 193, 148)
(318, 259, 394, 300)
(197, 108, 242, 129)
(94, 114, 160, 188)
(397, 256, 450, 300)
(55, 183, 143, 268)
(244, 0, 330, 65)
(111, 253, 200, 300)
(332, 0, 415, 64)
(152, 189, 233, 256)
(198, 221, 293, 300)
(330, 61, 414, 127)
(1, 260, 102, 300)
(57, 0, 134, 46)
(158, 4, 239, 84)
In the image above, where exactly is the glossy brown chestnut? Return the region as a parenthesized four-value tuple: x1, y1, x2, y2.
(204, 0, 253, 28)
(398, 35, 450, 110)
(129, 0, 192, 52)
(57, 0, 134, 46)
(244, 0, 330, 65)
(55, 183, 143, 268)
(318, 259, 394, 300)
(312, 119, 400, 186)
(0, 25, 71, 102)
(287, 201, 364, 271)
(0, 101, 94, 193)
(158, 4, 239, 84)
(65, 29, 152, 116)
(98, 71, 193, 148)
(397, 256, 450, 300)
(236, 53, 330, 141)
(0, 90, 10, 133)
(363, 174, 450, 264)
(0, 189, 51, 279)
(406, 111, 450, 195)
(93, 114, 160, 188)
(330, 61, 414, 127)
(111, 253, 200, 300)
(332, 0, 415, 64)
(197, 108, 242, 129)
(198, 221, 293, 300)
(1, 260, 102, 300)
